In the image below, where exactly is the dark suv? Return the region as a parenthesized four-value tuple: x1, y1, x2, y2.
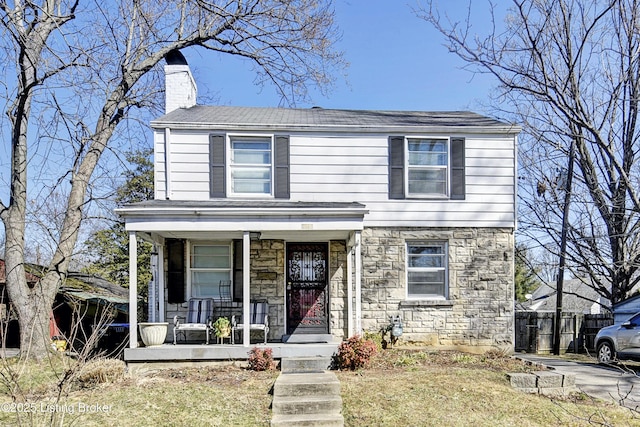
(595, 312, 640, 363)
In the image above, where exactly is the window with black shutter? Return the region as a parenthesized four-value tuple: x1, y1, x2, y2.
(209, 134, 226, 198)
(450, 137, 466, 200)
(388, 136, 405, 199)
(274, 135, 290, 199)
(388, 136, 466, 200)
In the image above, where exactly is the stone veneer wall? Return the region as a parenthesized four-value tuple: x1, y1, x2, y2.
(249, 239, 285, 341)
(164, 227, 513, 349)
(360, 227, 514, 352)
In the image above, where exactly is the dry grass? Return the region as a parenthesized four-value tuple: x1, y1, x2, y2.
(339, 349, 639, 426)
(0, 350, 637, 426)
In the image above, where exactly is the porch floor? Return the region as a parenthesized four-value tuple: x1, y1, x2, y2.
(124, 342, 340, 363)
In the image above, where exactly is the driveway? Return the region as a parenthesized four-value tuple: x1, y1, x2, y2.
(518, 354, 640, 410)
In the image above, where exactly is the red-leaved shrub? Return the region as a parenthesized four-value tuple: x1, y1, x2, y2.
(332, 335, 378, 370)
(247, 347, 276, 371)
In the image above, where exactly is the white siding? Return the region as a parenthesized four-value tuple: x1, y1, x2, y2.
(155, 129, 212, 200)
(289, 134, 516, 228)
(155, 129, 517, 228)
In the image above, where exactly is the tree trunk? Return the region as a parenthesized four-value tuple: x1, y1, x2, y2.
(4, 229, 58, 359)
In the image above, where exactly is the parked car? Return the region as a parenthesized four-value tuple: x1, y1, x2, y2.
(595, 312, 640, 363)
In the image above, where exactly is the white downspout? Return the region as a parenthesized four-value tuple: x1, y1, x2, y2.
(129, 231, 138, 348)
(242, 231, 251, 346)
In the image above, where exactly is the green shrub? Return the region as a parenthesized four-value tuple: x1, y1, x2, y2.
(247, 347, 276, 371)
(332, 335, 378, 370)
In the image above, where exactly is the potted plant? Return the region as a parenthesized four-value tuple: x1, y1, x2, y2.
(212, 316, 231, 339)
(138, 322, 169, 346)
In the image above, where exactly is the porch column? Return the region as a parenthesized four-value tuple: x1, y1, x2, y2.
(354, 231, 362, 334)
(347, 236, 354, 337)
(129, 231, 138, 348)
(148, 250, 157, 322)
(157, 244, 165, 322)
(242, 231, 251, 346)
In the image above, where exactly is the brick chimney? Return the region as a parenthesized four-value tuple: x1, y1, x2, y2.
(164, 50, 197, 114)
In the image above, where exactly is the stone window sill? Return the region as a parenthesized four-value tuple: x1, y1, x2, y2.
(399, 300, 454, 308)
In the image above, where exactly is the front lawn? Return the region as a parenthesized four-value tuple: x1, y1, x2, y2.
(0, 350, 637, 426)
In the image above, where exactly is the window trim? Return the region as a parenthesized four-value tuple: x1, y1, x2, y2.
(227, 133, 275, 198)
(405, 240, 449, 300)
(187, 241, 233, 300)
(405, 136, 450, 198)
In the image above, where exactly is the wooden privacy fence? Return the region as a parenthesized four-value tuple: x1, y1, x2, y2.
(515, 312, 613, 354)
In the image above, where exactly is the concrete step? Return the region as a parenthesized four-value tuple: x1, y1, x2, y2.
(273, 372, 341, 397)
(271, 395, 343, 416)
(270, 413, 344, 427)
(281, 357, 332, 373)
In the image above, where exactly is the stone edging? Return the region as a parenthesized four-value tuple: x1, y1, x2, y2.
(507, 370, 578, 396)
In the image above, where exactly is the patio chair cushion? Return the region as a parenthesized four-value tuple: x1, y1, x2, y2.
(173, 298, 215, 344)
(231, 301, 269, 344)
(186, 298, 215, 324)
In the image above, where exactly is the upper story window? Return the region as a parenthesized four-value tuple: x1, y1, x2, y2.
(406, 241, 448, 299)
(230, 136, 272, 195)
(389, 136, 465, 200)
(407, 138, 448, 196)
(209, 134, 290, 199)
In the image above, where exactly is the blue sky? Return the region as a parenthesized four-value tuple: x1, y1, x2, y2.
(186, 0, 501, 113)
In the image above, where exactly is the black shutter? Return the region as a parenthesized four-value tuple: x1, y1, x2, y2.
(210, 134, 226, 198)
(389, 136, 405, 199)
(274, 135, 290, 199)
(233, 239, 243, 301)
(166, 239, 185, 304)
(450, 137, 466, 200)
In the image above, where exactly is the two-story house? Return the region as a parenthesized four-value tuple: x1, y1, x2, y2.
(118, 54, 519, 360)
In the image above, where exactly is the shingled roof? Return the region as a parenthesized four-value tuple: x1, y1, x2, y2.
(151, 105, 519, 133)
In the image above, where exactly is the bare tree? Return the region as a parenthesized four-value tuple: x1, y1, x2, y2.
(0, 0, 344, 359)
(417, 0, 640, 306)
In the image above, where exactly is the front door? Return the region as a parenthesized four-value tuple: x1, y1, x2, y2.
(286, 243, 329, 335)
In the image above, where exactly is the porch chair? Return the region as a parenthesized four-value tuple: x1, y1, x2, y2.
(215, 280, 233, 319)
(231, 300, 269, 344)
(173, 298, 215, 344)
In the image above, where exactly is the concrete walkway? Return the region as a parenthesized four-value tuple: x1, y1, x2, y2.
(518, 354, 640, 409)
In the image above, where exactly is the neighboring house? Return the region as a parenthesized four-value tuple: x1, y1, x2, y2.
(612, 294, 640, 324)
(0, 260, 128, 349)
(117, 53, 520, 355)
(519, 279, 610, 315)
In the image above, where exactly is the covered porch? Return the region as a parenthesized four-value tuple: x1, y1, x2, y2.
(117, 200, 368, 362)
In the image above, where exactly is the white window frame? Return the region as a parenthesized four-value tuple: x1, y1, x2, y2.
(405, 136, 450, 198)
(406, 241, 448, 300)
(227, 134, 274, 197)
(187, 242, 232, 300)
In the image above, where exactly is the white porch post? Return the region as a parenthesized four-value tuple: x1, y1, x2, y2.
(354, 231, 362, 334)
(129, 231, 138, 348)
(157, 244, 165, 322)
(242, 231, 251, 346)
(148, 250, 157, 322)
(347, 237, 354, 337)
